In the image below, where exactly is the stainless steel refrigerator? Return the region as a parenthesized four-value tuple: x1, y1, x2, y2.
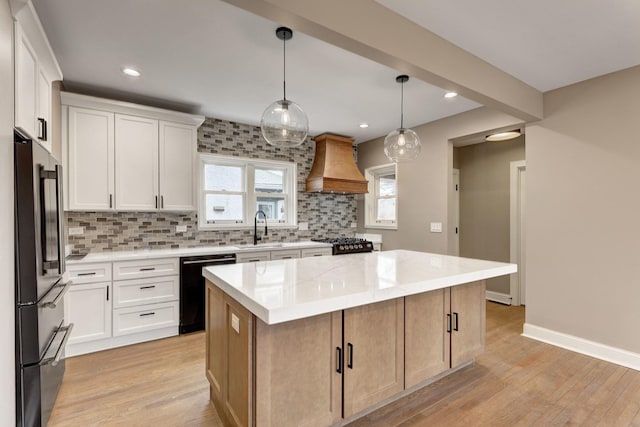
(14, 130, 73, 427)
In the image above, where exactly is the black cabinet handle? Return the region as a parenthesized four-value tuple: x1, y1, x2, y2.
(139, 267, 156, 271)
(140, 285, 156, 290)
(155, 195, 158, 209)
(453, 312, 459, 331)
(336, 347, 342, 373)
(139, 312, 156, 317)
(106, 286, 109, 301)
(77, 272, 96, 276)
(37, 117, 46, 141)
(161, 195, 164, 209)
(447, 313, 452, 333)
(109, 194, 113, 208)
(347, 343, 353, 369)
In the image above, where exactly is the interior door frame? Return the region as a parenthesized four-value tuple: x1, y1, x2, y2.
(509, 160, 526, 306)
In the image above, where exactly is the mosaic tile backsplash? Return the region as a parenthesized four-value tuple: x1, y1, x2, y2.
(66, 117, 358, 253)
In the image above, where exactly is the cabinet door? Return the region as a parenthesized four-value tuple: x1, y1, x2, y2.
(343, 298, 404, 418)
(269, 249, 300, 260)
(206, 282, 225, 401)
(159, 121, 196, 210)
(405, 289, 451, 388)
(14, 23, 38, 141)
(37, 68, 51, 152)
(64, 282, 112, 344)
(450, 281, 486, 368)
(68, 107, 115, 210)
(115, 114, 158, 210)
(255, 312, 342, 427)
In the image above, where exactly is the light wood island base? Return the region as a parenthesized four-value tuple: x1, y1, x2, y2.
(205, 279, 486, 427)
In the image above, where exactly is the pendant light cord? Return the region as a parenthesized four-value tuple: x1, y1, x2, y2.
(400, 80, 404, 129)
(282, 35, 287, 101)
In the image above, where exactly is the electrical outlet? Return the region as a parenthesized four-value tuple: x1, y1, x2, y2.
(350, 222, 357, 228)
(298, 222, 308, 231)
(176, 225, 188, 233)
(68, 227, 84, 236)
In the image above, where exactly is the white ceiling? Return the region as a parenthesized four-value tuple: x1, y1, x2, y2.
(31, 0, 480, 143)
(32, 0, 640, 143)
(376, 0, 640, 92)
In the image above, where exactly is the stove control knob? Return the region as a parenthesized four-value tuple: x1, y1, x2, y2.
(339, 245, 345, 250)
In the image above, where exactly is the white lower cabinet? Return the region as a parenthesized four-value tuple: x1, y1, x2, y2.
(113, 301, 179, 336)
(65, 281, 112, 345)
(270, 249, 300, 260)
(66, 259, 179, 356)
(236, 251, 271, 263)
(301, 247, 333, 258)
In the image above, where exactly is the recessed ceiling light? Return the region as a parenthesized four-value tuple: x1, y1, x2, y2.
(359, 123, 369, 128)
(485, 130, 521, 142)
(122, 67, 141, 77)
(444, 91, 458, 99)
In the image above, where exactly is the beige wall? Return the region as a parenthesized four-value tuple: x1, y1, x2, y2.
(526, 65, 640, 353)
(356, 106, 522, 254)
(456, 136, 525, 294)
(1, 0, 16, 421)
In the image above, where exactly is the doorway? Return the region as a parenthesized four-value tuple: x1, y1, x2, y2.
(510, 161, 526, 305)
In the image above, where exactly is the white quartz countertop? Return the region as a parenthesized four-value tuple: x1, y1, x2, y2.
(66, 241, 332, 264)
(203, 249, 517, 325)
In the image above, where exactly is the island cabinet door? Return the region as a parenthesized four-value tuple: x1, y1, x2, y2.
(205, 282, 224, 401)
(343, 298, 405, 418)
(450, 281, 486, 368)
(254, 312, 342, 427)
(404, 289, 451, 388)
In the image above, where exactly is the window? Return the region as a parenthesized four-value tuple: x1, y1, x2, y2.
(364, 164, 397, 229)
(199, 154, 297, 229)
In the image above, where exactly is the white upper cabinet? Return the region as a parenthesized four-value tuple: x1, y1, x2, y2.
(13, 3, 63, 152)
(61, 92, 205, 212)
(68, 107, 115, 210)
(115, 114, 159, 210)
(159, 121, 197, 211)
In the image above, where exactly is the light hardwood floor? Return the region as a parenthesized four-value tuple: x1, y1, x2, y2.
(50, 303, 640, 426)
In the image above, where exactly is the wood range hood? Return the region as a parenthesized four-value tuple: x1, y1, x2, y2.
(305, 133, 368, 194)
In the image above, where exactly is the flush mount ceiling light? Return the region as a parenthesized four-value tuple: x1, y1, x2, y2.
(121, 67, 141, 77)
(444, 91, 458, 98)
(485, 130, 521, 141)
(359, 123, 369, 128)
(260, 27, 309, 148)
(384, 75, 422, 163)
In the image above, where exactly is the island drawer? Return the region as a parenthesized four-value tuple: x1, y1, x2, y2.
(67, 262, 112, 284)
(113, 301, 179, 336)
(112, 258, 179, 280)
(112, 276, 179, 309)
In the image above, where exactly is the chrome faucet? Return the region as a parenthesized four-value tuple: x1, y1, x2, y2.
(254, 210, 268, 245)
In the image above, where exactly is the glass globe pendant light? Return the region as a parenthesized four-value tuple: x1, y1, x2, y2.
(384, 75, 422, 162)
(260, 27, 309, 147)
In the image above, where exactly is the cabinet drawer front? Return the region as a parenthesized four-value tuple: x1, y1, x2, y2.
(300, 248, 333, 258)
(113, 276, 179, 308)
(112, 258, 178, 280)
(67, 263, 112, 284)
(236, 251, 271, 263)
(270, 249, 300, 260)
(113, 301, 178, 336)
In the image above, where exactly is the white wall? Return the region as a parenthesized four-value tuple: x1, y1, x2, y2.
(525, 65, 640, 356)
(0, 0, 15, 423)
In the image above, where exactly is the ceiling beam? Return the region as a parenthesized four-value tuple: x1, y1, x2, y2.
(222, 0, 543, 122)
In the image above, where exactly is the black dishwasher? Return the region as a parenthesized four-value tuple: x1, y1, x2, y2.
(179, 253, 236, 334)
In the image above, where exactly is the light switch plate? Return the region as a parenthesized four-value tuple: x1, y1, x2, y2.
(298, 222, 308, 231)
(68, 227, 84, 236)
(176, 225, 187, 233)
(430, 222, 443, 233)
(231, 313, 240, 334)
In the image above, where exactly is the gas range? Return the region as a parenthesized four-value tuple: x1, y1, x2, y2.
(311, 237, 374, 255)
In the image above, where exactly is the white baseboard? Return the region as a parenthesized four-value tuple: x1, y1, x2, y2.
(523, 323, 640, 372)
(485, 290, 512, 305)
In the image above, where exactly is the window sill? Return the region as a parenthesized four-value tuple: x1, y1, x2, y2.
(364, 223, 397, 230)
(197, 223, 298, 231)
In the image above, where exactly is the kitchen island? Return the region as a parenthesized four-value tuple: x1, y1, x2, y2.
(203, 250, 516, 427)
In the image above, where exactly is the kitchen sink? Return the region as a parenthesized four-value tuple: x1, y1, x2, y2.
(236, 243, 284, 249)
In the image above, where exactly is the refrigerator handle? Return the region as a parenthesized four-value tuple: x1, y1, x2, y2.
(39, 165, 65, 275)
